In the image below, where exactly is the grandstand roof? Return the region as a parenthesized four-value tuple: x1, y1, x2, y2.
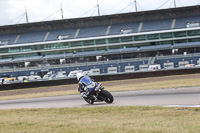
(0, 5, 200, 35)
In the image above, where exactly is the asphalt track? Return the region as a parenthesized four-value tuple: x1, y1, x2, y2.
(0, 86, 200, 109)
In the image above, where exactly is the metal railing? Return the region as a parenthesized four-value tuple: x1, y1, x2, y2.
(157, 53, 200, 60)
(0, 57, 150, 73)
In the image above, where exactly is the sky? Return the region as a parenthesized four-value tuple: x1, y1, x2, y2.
(0, 0, 199, 26)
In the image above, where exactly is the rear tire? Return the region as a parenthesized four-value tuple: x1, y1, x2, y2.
(99, 90, 114, 103)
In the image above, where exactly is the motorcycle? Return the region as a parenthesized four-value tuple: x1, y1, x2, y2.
(83, 82, 114, 104)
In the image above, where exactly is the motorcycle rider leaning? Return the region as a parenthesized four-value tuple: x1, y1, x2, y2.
(77, 72, 97, 100)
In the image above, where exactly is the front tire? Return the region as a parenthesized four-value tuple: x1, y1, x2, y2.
(84, 98, 94, 104)
(99, 90, 114, 103)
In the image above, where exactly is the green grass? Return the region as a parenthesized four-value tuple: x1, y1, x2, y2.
(0, 106, 200, 133)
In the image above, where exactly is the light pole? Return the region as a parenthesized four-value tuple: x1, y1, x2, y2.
(86, 58, 88, 71)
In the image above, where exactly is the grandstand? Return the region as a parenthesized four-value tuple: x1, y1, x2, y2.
(0, 5, 200, 81)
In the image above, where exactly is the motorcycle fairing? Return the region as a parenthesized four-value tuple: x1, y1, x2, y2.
(80, 76, 97, 92)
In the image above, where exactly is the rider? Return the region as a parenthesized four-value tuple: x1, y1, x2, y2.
(76, 72, 97, 99)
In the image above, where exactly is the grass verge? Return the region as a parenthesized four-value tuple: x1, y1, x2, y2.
(107, 78, 200, 92)
(0, 106, 200, 133)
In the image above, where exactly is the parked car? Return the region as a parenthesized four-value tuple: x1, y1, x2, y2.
(185, 64, 195, 67)
(68, 70, 83, 78)
(3, 77, 17, 84)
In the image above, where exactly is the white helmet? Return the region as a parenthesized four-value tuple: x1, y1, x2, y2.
(76, 72, 84, 81)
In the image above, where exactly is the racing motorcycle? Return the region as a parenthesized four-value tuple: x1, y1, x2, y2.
(83, 82, 114, 104)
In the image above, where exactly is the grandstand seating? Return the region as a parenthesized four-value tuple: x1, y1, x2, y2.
(75, 50, 105, 57)
(0, 34, 18, 45)
(105, 47, 138, 55)
(174, 16, 200, 29)
(13, 56, 43, 62)
(1, 16, 200, 45)
(43, 53, 73, 59)
(78, 25, 108, 38)
(17, 31, 47, 44)
(106, 49, 123, 55)
(47, 28, 77, 41)
(109, 22, 140, 35)
(173, 42, 200, 49)
(0, 58, 12, 63)
(141, 19, 172, 32)
(139, 44, 171, 51)
(121, 47, 138, 53)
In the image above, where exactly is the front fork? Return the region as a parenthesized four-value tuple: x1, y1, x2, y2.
(86, 83, 105, 101)
(95, 87, 106, 101)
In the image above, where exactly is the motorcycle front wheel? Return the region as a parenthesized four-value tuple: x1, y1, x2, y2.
(84, 98, 94, 104)
(99, 90, 114, 103)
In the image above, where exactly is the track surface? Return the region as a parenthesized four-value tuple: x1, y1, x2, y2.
(0, 86, 200, 109)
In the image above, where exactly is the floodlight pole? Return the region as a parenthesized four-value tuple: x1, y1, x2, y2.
(134, 0, 138, 12)
(25, 7, 29, 23)
(61, 3, 64, 19)
(174, 0, 176, 8)
(97, 0, 100, 16)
